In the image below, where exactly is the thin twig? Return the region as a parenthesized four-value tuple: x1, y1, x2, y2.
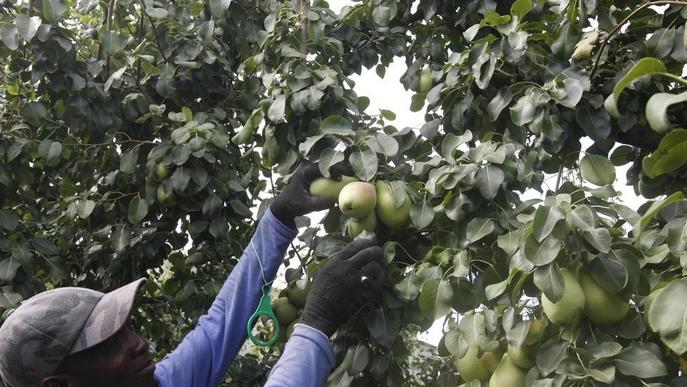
(299, 0, 309, 55)
(591, 1, 687, 77)
(555, 161, 564, 192)
(139, 0, 169, 63)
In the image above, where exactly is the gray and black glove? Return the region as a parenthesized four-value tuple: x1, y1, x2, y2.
(300, 238, 384, 337)
(270, 162, 336, 228)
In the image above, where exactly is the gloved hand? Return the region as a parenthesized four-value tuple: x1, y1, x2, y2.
(270, 162, 343, 228)
(300, 238, 384, 337)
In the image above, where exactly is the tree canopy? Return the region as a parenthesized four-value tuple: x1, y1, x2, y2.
(2, 0, 687, 385)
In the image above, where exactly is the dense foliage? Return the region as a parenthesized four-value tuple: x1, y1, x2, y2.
(2, 0, 687, 385)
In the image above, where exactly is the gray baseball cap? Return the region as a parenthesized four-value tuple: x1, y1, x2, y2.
(0, 278, 146, 387)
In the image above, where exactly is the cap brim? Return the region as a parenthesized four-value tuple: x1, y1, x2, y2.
(68, 278, 147, 354)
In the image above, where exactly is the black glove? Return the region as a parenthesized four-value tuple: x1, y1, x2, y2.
(270, 162, 337, 228)
(300, 238, 385, 337)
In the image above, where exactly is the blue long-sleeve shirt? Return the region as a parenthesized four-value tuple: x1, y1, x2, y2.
(153, 209, 335, 386)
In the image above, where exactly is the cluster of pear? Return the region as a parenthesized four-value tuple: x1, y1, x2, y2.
(309, 176, 412, 236)
(272, 278, 310, 342)
(452, 320, 546, 386)
(542, 268, 630, 326)
(150, 162, 176, 206)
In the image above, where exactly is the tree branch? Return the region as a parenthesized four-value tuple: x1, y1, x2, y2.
(591, 1, 687, 77)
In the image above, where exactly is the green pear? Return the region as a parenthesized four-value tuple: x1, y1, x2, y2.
(489, 354, 527, 387)
(542, 268, 586, 325)
(273, 297, 299, 325)
(154, 162, 169, 180)
(419, 66, 433, 93)
(375, 181, 411, 229)
(286, 278, 310, 307)
(309, 175, 357, 200)
(507, 344, 535, 368)
(453, 344, 502, 382)
(579, 272, 629, 324)
(347, 212, 377, 237)
(338, 182, 377, 218)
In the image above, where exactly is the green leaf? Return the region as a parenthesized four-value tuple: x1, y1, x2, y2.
(647, 279, 687, 355)
(394, 274, 419, 301)
(465, 218, 494, 244)
(582, 228, 612, 253)
(0, 210, 19, 231)
(171, 166, 191, 192)
(536, 341, 568, 376)
(476, 165, 504, 199)
(533, 206, 565, 243)
(510, 89, 540, 126)
(615, 347, 667, 379)
(645, 91, 687, 133)
(349, 148, 378, 181)
(373, 133, 399, 157)
(15, 15, 41, 41)
(101, 31, 132, 55)
(575, 104, 610, 141)
(609, 145, 635, 166)
(23, 102, 49, 127)
(128, 195, 148, 223)
(419, 279, 453, 320)
(267, 95, 286, 123)
(119, 147, 139, 174)
(580, 154, 615, 186)
(38, 140, 62, 166)
(604, 57, 667, 118)
(634, 191, 685, 236)
(570, 205, 596, 231)
(111, 225, 129, 253)
(348, 345, 369, 374)
(589, 253, 630, 294)
(320, 115, 353, 135)
(524, 234, 561, 266)
(42, 0, 68, 24)
(534, 263, 564, 303)
(1, 24, 19, 50)
(497, 230, 521, 257)
(410, 93, 426, 112)
(410, 202, 435, 230)
(318, 148, 344, 178)
(202, 193, 222, 216)
(104, 67, 126, 92)
(642, 129, 687, 178)
(0, 259, 21, 282)
(77, 199, 95, 219)
(31, 239, 60, 256)
(510, 0, 532, 19)
(485, 279, 508, 301)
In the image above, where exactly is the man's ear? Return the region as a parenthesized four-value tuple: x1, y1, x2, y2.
(42, 374, 74, 387)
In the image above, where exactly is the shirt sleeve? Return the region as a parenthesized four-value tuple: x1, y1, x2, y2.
(264, 324, 336, 387)
(153, 208, 297, 387)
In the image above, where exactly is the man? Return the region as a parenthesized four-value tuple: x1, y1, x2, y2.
(0, 163, 385, 387)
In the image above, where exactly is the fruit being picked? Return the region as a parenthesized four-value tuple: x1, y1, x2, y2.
(286, 278, 310, 307)
(579, 271, 629, 324)
(542, 268, 586, 325)
(347, 212, 377, 237)
(309, 175, 357, 200)
(338, 182, 377, 218)
(375, 181, 411, 229)
(273, 297, 299, 325)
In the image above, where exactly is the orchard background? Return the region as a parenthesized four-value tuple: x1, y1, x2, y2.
(2, 0, 687, 385)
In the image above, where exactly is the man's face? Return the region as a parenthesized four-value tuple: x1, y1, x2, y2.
(53, 324, 157, 387)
